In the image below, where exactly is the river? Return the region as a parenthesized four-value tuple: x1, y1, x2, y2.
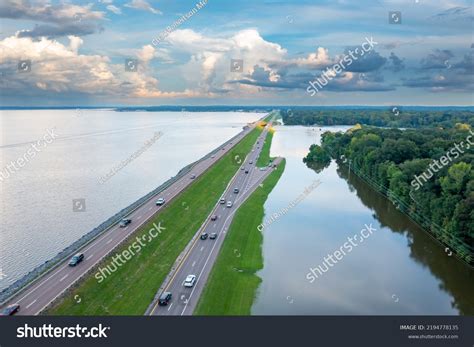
(252, 125, 474, 315)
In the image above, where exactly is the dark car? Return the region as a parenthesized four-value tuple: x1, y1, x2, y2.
(245, 169, 249, 174)
(200, 233, 208, 240)
(68, 253, 84, 266)
(119, 218, 132, 227)
(1, 304, 20, 316)
(249, 160, 253, 164)
(233, 188, 239, 194)
(190, 174, 196, 179)
(210, 215, 217, 221)
(209, 233, 217, 240)
(158, 292, 172, 306)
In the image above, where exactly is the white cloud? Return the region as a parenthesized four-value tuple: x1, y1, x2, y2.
(106, 5, 122, 15)
(125, 0, 162, 15)
(0, 35, 192, 98)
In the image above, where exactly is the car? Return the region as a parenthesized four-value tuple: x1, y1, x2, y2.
(155, 198, 165, 206)
(241, 166, 245, 170)
(1, 304, 20, 316)
(68, 253, 84, 266)
(257, 140, 260, 144)
(219, 198, 225, 204)
(211, 154, 215, 158)
(200, 233, 208, 240)
(257, 146, 260, 149)
(249, 160, 253, 164)
(259, 167, 267, 171)
(119, 218, 132, 227)
(222, 147, 225, 151)
(158, 292, 172, 306)
(268, 163, 273, 167)
(190, 174, 196, 179)
(233, 187, 239, 194)
(184, 275, 196, 287)
(209, 233, 217, 240)
(245, 170, 249, 174)
(211, 215, 218, 221)
(226, 201, 233, 208)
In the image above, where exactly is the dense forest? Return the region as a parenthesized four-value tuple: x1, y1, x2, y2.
(282, 109, 474, 128)
(304, 125, 474, 265)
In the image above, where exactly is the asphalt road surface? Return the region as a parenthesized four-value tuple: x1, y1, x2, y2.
(0, 120, 261, 315)
(150, 124, 281, 316)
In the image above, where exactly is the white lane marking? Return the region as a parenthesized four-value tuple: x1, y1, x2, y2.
(200, 246, 204, 252)
(106, 238, 113, 244)
(86, 254, 94, 260)
(167, 303, 174, 311)
(192, 261, 196, 267)
(26, 299, 37, 309)
(22, 131, 250, 314)
(59, 274, 69, 282)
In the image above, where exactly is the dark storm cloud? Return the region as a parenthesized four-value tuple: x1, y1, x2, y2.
(235, 65, 394, 92)
(343, 49, 387, 73)
(388, 52, 405, 72)
(17, 23, 103, 38)
(0, 0, 105, 38)
(420, 49, 454, 69)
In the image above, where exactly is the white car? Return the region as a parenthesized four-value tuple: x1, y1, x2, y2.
(155, 198, 165, 206)
(184, 274, 196, 287)
(226, 201, 233, 208)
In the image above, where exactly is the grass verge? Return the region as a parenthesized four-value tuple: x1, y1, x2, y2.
(47, 128, 261, 315)
(256, 130, 274, 167)
(195, 159, 286, 315)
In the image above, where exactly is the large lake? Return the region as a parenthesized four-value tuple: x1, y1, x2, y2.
(252, 125, 474, 315)
(0, 110, 262, 291)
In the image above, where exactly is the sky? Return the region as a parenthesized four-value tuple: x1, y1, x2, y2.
(0, 0, 473, 106)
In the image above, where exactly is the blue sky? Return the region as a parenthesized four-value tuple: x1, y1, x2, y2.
(0, 0, 473, 106)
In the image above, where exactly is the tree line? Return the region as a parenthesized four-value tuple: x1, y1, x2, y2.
(303, 124, 473, 265)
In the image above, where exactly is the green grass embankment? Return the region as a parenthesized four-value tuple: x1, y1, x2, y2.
(195, 159, 286, 315)
(48, 128, 261, 315)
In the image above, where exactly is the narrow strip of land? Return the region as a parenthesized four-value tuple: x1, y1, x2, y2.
(1, 119, 263, 315)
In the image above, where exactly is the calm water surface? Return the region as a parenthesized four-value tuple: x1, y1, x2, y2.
(0, 110, 262, 291)
(252, 125, 474, 315)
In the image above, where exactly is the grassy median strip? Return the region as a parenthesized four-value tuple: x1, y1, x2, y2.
(47, 128, 261, 315)
(195, 159, 286, 315)
(256, 130, 274, 167)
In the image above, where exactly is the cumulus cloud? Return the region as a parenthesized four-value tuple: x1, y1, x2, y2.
(0, 35, 193, 98)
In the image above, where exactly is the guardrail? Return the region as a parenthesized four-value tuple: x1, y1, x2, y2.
(0, 122, 256, 305)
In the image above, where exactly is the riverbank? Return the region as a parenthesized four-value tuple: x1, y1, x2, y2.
(195, 159, 286, 315)
(46, 127, 262, 315)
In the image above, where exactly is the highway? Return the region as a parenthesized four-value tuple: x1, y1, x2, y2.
(0, 119, 261, 315)
(149, 123, 281, 316)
